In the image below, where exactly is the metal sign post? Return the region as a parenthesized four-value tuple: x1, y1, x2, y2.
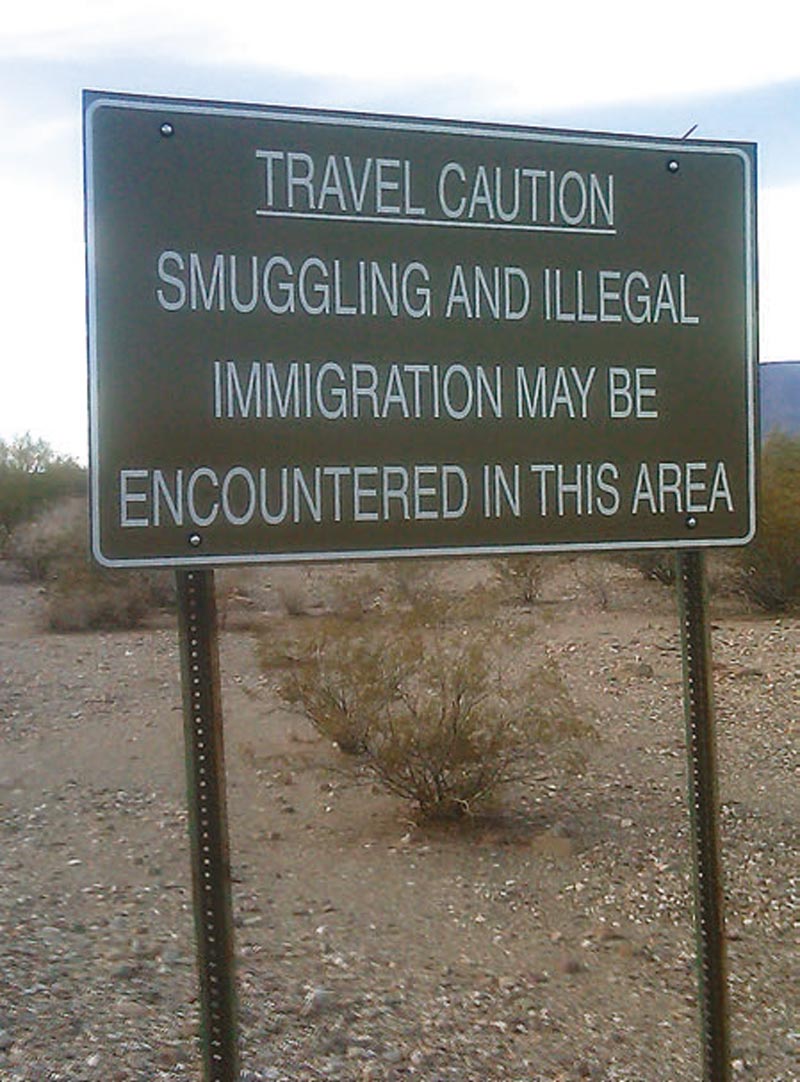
(83, 92, 755, 1080)
(176, 569, 240, 1081)
(676, 550, 731, 1082)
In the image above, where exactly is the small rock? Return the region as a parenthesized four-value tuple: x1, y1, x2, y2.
(531, 831, 574, 858)
(111, 962, 139, 979)
(40, 926, 64, 948)
(558, 956, 585, 976)
(596, 924, 626, 943)
(301, 986, 335, 1016)
(321, 1031, 350, 1055)
(159, 946, 186, 965)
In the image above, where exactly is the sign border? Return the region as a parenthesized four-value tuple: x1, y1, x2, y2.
(84, 90, 758, 568)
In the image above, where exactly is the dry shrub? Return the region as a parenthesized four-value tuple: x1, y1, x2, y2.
(735, 432, 800, 611)
(492, 555, 545, 604)
(573, 556, 613, 611)
(258, 566, 384, 621)
(623, 550, 676, 586)
(384, 559, 438, 607)
(263, 614, 595, 820)
(275, 568, 313, 615)
(214, 567, 274, 629)
(322, 569, 383, 621)
(375, 559, 498, 628)
(8, 496, 86, 580)
(270, 622, 408, 755)
(704, 550, 740, 601)
(46, 566, 153, 631)
(10, 496, 172, 630)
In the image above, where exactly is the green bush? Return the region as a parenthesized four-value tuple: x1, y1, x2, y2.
(263, 613, 595, 821)
(0, 434, 85, 549)
(735, 432, 800, 611)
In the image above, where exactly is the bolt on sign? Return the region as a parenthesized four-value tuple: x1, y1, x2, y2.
(84, 91, 757, 567)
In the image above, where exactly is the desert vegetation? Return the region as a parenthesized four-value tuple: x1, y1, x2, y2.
(2, 433, 797, 1079)
(732, 430, 800, 610)
(0, 432, 85, 548)
(490, 554, 546, 604)
(8, 431, 800, 628)
(2, 436, 172, 630)
(258, 585, 596, 820)
(5, 430, 800, 811)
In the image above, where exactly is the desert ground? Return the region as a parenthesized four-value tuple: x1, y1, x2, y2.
(0, 555, 797, 1081)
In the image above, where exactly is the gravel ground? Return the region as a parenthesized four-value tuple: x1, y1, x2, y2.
(0, 559, 797, 1081)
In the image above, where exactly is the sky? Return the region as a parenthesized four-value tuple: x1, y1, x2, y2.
(1, 1, 799, 462)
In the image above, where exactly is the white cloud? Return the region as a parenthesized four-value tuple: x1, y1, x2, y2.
(0, 174, 87, 459)
(0, 0, 798, 458)
(5, 1, 800, 112)
(759, 183, 800, 362)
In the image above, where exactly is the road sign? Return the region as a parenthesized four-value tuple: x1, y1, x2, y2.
(84, 91, 757, 566)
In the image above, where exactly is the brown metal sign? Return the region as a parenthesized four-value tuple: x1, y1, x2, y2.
(84, 91, 757, 566)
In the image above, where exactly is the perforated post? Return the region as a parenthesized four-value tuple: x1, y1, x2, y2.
(176, 569, 240, 1082)
(676, 550, 730, 1082)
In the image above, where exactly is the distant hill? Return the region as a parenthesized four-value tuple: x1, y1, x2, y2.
(760, 361, 800, 438)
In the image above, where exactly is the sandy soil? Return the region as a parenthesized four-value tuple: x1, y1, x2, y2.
(0, 557, 797, 1081)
